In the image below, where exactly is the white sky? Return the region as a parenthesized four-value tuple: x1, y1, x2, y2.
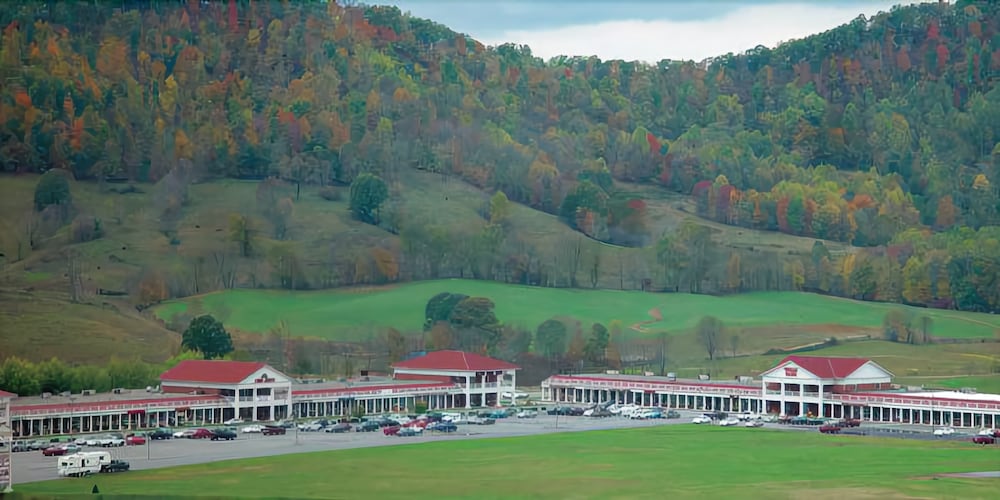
(390, 1, 907, 63)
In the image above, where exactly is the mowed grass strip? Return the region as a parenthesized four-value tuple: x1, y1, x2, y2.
(16, 426, 1000, 500)
(153, 279, 1000, 341)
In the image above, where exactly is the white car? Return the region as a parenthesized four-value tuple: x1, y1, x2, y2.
(933, 427, 955, 436)
(98, 436, 125, 447)
(173, 430, 193, 439)
(241, 425, 264, 434)
(516, 410, 538, 419)
(84, 436, 103, 447)
(718, 418, 740, 427)
(744, 420, 764, 428)
(74, 437, 89, 446)
(692, 416, 712, 424)
(976, 428, 996, 436)
(224, 418, 244, 425)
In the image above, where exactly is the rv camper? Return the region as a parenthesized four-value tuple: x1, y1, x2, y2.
(57, 451, 111, 477)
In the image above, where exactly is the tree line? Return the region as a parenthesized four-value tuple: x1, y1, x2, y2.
(1, 1, 998, 312)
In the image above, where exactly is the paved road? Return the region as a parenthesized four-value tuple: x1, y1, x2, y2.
(9, 411, 992, 485)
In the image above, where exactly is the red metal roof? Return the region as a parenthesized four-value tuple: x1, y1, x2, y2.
(160, 360, 268, 384)
(12, 395, 226, 416)
(776, 355, 872, 379)
(0, 389, 16, 398)
(292, 382, 456, 397)
(392, 350, 519, 372)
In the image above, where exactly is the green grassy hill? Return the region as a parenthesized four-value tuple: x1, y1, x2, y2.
(153, 279, 1000, 341)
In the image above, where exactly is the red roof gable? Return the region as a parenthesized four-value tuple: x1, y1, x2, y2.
(776, 355, 872, 379)
(392, 350, 519, 372)
(0, 389, 15, 398)
(160, 360, 268, 384)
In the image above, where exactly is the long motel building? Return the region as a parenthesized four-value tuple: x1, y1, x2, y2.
(542, 355, 1000, 429)
(3, 351, 520, 438)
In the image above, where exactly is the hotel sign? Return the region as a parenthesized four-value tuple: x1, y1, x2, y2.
(254, 373, 276, 384)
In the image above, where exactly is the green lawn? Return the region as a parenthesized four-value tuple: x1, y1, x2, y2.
(15, 426, 1000, 499)
(152, 279, 1000, 341)
(678, 340, 1000, 379)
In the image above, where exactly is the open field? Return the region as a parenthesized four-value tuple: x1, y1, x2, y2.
(0, 170, 857, 362)
(0, 289, 179, 364)
(153, 279, 1000, 341)
(14, 425, 1000, 499)
(671, 340, 1000, 380)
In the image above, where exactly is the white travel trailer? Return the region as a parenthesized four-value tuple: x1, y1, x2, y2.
(57, 451, 111, 477)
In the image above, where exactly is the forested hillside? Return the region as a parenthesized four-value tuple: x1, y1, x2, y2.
(1, 0, 999, 313)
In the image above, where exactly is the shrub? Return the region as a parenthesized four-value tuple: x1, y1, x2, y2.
(70, 215, 104, 243)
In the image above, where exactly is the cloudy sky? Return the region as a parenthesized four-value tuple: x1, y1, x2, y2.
(387, 1, 906, 63)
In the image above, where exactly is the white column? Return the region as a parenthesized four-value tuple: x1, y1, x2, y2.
(817, 383, 825, 419)
(464, 376, 472, 408)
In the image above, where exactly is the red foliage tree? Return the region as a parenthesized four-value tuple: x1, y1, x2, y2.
(775, 196, 791, 233)
(646, 132, 660, 155)
(926, 21, 939, 41)
(936, 43, 950, 71)
(228, 0, 239, 32)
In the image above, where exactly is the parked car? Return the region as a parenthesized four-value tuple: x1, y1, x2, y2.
(665, 410, 681, 419)
(588, 408, 613, 418)
(125, 435, 147, 446)
(383, 425, 402, 436)
(210, 428, 237, 441)
(397, 427, 422, 437)
(42, 445, 71, 456)
(325, 422, 352, 433)
(718, 418, 741, 427)
(190, 428, 214, 439)
(839, 418, 862, 427)
(223, 418, 244, 425)
(101, 459, 131, 473)
(357, 421, 381, 432)
(149, 429, 173, 440)
(464, 416, 493, 425)
(516, 410, 538, 419)
(99, 435, 125, 447)
(241, 425, 264, 434)
(173, 430, 193, 439)
(12, 441, 29, 452)
(819, 424, 842, 434)
(972, 435, 996, 445)
(744, 420, 765, 428)
(933, 427, 956, 437)
(428, 422, 458, 433)
(262, 425, 287, 436)
(692, 416, 712, 424)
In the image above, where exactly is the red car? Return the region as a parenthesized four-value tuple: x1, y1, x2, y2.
(262, 425, 286, 436)
(190, 428, 214, 439)
(383, 425, 401, 436)
(972, 435, 996, 445)
(126, 435, 147, 446)
(819, 424, 842, 434)
(42, 446, 69, 456)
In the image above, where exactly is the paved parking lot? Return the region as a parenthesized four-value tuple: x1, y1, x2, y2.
(10, 411, 698, 484)
(9, 410, 990, 485)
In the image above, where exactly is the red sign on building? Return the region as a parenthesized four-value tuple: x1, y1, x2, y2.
(784, 367, 798, 377)
(254, 373, 275, 384)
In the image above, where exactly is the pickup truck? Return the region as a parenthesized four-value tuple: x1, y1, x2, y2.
(101, 460, 131, 473)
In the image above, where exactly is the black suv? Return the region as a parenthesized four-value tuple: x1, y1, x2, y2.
(102, 460, 131, 473)
(149, 429, 173, 440)
(210, 428, 237, 441)
(357, 420, 381, 432)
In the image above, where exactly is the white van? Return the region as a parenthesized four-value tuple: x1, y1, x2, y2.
(57, 451, 111, 477)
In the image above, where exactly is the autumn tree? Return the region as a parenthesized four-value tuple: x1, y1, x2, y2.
(228, 214, 255, 257)
(383, 328, 408, 362)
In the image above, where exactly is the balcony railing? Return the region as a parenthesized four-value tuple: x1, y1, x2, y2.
(802, 391, 820, 398)
(784, 390, 800, 397)
(765, 390, 781, 395)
